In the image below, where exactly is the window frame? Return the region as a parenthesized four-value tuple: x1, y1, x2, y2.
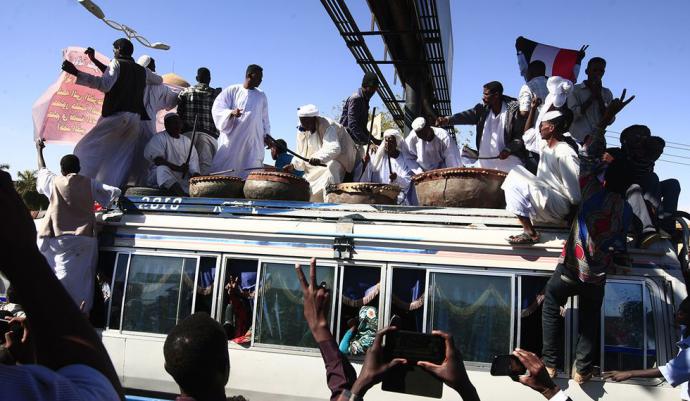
(335, 261, 387, 344)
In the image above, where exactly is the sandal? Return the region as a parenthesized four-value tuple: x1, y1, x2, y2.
(507, 232, 540, 245)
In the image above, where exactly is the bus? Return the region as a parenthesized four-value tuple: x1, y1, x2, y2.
(91, 195, 687, 400)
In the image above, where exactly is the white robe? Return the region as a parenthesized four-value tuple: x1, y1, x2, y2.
(502, 129, 581, 223)
(210, 84, 270, 178)
(405, 127, 462, 174)
(360, 131, 415, 205)
(291, 117, 356, 202)
(129, 80, 179, 186)
(36, 168, 121, 313)
(472, 104, 523, 172)
(73, 60, 163, 188)
(144, 132, 200, 193)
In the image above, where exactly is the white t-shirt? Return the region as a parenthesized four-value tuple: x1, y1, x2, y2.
(659, 331, 690, 400)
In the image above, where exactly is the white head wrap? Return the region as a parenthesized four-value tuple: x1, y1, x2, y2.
(297, 104, 319, 118)
(372, 129, 406, 169)
(541, 110, 564, 123)
(546, 76, 573, 108)
(411, 117, 426, 132)
(137, 55, 152, 68)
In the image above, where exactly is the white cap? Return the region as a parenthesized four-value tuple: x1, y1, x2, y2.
(546, 76, 573, 108)
(137, 55, 152, 68)
(541, 110, 564, 122)
(297, 104, 319, 117)
(411, 117, 426, 131)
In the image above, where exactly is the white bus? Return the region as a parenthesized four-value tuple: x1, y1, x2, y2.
(90, 196, 688, 400)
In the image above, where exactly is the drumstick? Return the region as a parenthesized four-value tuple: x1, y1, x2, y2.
(182, 114, 198, 179)
(265, 134, 326, 167)
(387, 154, 394, 183)
(209, 169, 235, 176)
(357, 106, 377, 181)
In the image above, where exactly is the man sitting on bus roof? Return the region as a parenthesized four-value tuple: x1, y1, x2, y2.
(542, 158, 633, 384)
(283, 104, 356, 202)
(405, 116, 462, 175)
(164, 313, 247, 401)
(604, 297, 690, 400)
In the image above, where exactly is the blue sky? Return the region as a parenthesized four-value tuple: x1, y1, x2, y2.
(2, 0, 690, 210)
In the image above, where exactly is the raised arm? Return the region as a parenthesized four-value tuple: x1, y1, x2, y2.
(85, 47, 107, 73)
(36, 138, 46, 170)
(0, 171, 124, 398)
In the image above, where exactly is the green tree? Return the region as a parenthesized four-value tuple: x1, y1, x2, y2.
(0, 163, 9, 170)
(14, 169, 49, 211)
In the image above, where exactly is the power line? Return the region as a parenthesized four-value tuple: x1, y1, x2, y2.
(605, 129, 690, 151)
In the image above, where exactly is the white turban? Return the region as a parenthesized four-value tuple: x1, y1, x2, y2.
(297, 104, 319, 118)
(546, 76, 573, 108)
(137, 55, 152, 68)
(411, 117, 426, 132)
(541, 110, 564, 123)
(372, 129, 406, 168)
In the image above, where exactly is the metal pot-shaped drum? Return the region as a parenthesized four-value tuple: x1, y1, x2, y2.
(189, 175, 245, 198)
(243, 171, 310, 201)
(325, 183, 400, 205)
(412, 167, 507, 208)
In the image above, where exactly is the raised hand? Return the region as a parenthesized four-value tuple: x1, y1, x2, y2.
(84, 47, 96, 60)
(600, 88, 635, 128)
(436, 116, 450, 127)
(577, 44, 589, 63)
(417, 331, 475, 397)
(61, 60, 79, 76)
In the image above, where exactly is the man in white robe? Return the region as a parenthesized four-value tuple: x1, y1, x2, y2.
(361, 129, 415, 205)
(405, 117, 462, 174)
(35, 139, 121, 314)
(284, 104, 356, 202)
(61, 38, 163, 188)
(144, 113, 200, 195)
(210, 64, 270, 178)
(502, 109, 581, 245)
(128, 55, 179, 186)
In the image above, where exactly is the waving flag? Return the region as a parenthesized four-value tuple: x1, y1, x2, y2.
(516, 36, 581, 82)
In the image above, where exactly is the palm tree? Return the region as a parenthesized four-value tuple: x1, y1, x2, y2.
(14, 169, 49, 211)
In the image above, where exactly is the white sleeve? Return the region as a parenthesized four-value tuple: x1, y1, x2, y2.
(312, 125, 341, 163)
(291, 133, 306, 171)
(36, 168, 56, 198)
(143, 134, 165, 163)
(404, 136, 424, 174)
(262, 94, 271, 135)
(162, 85, 178, 111)
(145, 69, 164, 85)
(189, 143, 201, 175)
(559, 150, 582, 205)
(91, 180, 121, 208)
(75, 59, 119, 93)
(522, 128, 541, 154)
(212, 87, 235, 132)
(518, 84, 532, 112)
(659, 348, 690, 387)
(443, 133, 462, 168)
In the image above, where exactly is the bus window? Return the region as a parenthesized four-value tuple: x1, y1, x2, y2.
(121, 254, 196, 334)
(194, 256, 218, 315)
(220, 258, 258, 344)
(602, 281, 657, 371)
(254, 262, 335, 348)
(428, 272, 513, 363)
(91, 251, 116, 328)
(518, 275, 565, 370)
(337, 265, 381, 355)
(108, 253, 130, 330)
(390, 268, 425, 332)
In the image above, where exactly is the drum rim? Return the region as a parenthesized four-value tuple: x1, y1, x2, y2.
(411, 167, 507, 183)
(326, 182, 401, 194)
(190, 175, 245, 184)
(246, 171, 309, 185)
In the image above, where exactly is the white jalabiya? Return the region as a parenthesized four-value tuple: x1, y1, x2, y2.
(291, 116, 356, 202)
(502, 128, 581, 223)
(129, 79, 179, 186)
(405, 126, 462, 174)
(360, 130, 415, 205)
(36, 168, 121, 313)
(144, 132, 200, 193)
(73, 61, 162, 188)
(210, 84, 270, 178)
(473, 103, 523, 173)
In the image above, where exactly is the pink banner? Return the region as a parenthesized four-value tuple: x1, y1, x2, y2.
(32, 47, 110, 144)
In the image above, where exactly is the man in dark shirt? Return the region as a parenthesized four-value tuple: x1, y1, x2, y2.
(340, 72, 379, 146)
(177, 67, 221, 175)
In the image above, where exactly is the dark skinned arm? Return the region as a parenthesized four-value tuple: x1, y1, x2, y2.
(36, 139, 47, 169)
(0, 171, 124, 399)
(85, 47, 107, 73)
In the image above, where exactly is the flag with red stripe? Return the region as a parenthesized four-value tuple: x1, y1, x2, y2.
(516, 36, 581, 82)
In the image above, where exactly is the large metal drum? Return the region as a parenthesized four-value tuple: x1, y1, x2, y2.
(189, 175, 245, 198)
(243, 171, 310, 201)
(412, 167, 507, 208)
(325, 183, 400, 205)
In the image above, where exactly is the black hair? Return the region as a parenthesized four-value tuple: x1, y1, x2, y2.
(545, 107, 573, 134)
(620, 124, 651, 146)
(528, 60, 546, 77)
(164, 313, 229, 397)
(197, 67, 211, 84)
(587, 57, 607, 69)
(362, 71, 379, 88)
(680, 297, 690, 314)
(246, 64, 263, 77)
(273, 139, 288, 153)
(604, 158, 633, 195)
(60, 154, 80, 174)
(483, 81, 503, 95)
(112, 38, 134, 57)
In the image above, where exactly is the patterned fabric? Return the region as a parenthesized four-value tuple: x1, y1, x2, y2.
(348, 306, 378, 355)
(177, 83, 220, 138)
(560, 175, 632, 284)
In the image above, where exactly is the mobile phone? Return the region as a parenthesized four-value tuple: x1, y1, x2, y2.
(0, 318, 24, 344)
(381, 330, 445, 398)
(490, 355, 527, 376)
